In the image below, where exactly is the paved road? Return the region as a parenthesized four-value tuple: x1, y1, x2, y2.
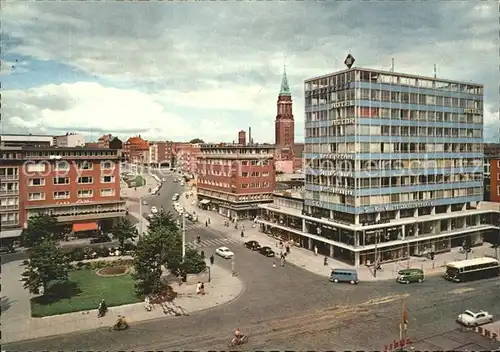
(6, 177, 500, 350)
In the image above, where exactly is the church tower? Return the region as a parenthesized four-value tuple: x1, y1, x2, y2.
(275, 66, 294, 160)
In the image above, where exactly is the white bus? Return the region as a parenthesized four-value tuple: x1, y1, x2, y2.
(444, 257, 499, 283)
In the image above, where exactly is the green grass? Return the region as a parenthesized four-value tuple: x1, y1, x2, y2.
(125, 175, 145, 187)
(30, 269, 141, 317)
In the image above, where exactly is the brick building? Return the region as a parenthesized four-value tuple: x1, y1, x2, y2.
(98, 134, 113, 148)
(174, 143, 201, 175)
(483, 143, 500, 201)
(123, 136, 149, 164)
(0, 145, 126, 244)
(149, 141, 175, 167)
(196, 143, 276, 219)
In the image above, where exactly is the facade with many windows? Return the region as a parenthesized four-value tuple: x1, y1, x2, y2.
(0, 146, 126, 244)
(257, 67, 499, 267)
(196, 144, 276, 219)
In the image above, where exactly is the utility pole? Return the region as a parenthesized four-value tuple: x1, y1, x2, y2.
(374, 230, 380, 278)
(182, 213, 186, 260)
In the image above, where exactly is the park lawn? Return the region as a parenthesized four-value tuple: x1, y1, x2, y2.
(30, 269, 141, 317)
(125, 175, 145, 187)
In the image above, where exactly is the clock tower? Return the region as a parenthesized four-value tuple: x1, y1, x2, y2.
(275, 66, 294, 160)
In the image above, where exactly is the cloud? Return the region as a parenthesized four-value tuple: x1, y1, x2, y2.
(1, 1, 498, 141)
(2, 82, 190, 139)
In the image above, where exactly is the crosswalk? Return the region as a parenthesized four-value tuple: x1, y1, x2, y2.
(187, 236, 240, 249)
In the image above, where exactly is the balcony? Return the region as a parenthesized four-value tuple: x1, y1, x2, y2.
(0, 189, 19, 196)
(0, 174, 19, 181)
(0, 204, 19, 212)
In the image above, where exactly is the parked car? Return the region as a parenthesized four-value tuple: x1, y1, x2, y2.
(150, 206, 158, 214)
(396, 268, 424, 284)
(330, 268, 358, 284)
(457, 310, 493, 326)
(215, 247, 234, 259)
(244, 240, 261, 251)
(141, 200, 148, 205)
(172, 193, 180, 201)
(0, 245, 15, 254)
(259, 246, 275, 257)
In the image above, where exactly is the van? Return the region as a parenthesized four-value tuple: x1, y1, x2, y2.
(396, 268, 424, 284)
(330, 268, 358, 284)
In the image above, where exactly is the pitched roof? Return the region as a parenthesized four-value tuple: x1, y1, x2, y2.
(279, 66, 291, 96)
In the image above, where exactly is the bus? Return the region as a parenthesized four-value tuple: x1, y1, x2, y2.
(444, 257, 499, 283)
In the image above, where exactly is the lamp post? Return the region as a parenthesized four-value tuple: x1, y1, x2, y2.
(182, 212, 186, 260)
(139, 196, 144, 237)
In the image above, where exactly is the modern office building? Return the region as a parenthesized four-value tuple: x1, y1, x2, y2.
(258, 65, 499, 266)
(196, 143, 276, 219)
(54, 133, 86, 148)
(0, 145, 126, 244)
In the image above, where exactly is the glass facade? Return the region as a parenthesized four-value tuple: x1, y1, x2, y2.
(303, 68, 484, 224)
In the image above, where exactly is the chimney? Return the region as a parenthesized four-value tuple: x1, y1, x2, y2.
(238, 130, 246, 145)
(248, 127, 252, 145)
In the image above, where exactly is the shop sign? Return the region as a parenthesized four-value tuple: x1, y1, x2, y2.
(383, 201, 433, 211)
(332, 101, 353, 108)
(76, 199, 94, 204)
(319, 169, 336, 176)
(309, 200, 322, 207)
(332, 118, 355, 126)
(319, 153, 355, 160)
(464, 108, 481, 114)
(320, 186, 353, 196)
(56, 201, 71, 205)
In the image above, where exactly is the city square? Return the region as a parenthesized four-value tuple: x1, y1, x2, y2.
(2, 1, 500, 351)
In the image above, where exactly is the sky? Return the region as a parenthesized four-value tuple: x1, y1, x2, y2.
(1, 1, 499, 144)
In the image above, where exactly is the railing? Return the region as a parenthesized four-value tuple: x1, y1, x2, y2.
(0, 205, 19, 211)
(0, 190, 19, 196)
(0, 174, 19, 181)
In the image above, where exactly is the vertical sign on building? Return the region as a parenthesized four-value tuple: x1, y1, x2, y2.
(344, 54, 355, 69)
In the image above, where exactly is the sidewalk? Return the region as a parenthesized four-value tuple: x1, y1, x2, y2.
(179, 189, 498, 282)
(1, 261, 243, 344)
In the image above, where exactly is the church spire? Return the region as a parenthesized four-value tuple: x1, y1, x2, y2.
(279, 65, 291, 96)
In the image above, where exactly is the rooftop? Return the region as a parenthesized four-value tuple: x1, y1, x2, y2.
(305, 66, 483, 87)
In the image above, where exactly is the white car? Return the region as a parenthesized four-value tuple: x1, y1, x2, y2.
(215, 247, 234, 259)
(457, 310, 493, 326)
(150, 206, 158, 214)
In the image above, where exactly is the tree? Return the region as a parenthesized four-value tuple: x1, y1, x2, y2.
(20, 214, 64, 248)
(111, 217, 137, 249)
(182, 248, 206, 274)
(148, 211, 179, 233)
(21, 239, 70, 295)
(462, 237, 472, 260)
(189, 138, 204, 144)
(132, 234, 164, 296)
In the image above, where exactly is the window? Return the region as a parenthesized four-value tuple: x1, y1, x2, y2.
(262, 182, 270, 187)
(55, 161, 70, 171)
(251, 172, 260, 177)
(53, 176, 70, 185)
(100, 188, 115, 197)
(241, 172, 249, 177)
(241, 184, 249, 188)
(77, 161, 93, 170)
(251, 183, 261, 188)
(497, 161, 500, 168)
(241, 161, 248, 166)
(28, 192, 45, 201)
(78, 190, 93, 198)
(29, 178, 45, 186)
(101, 161, 114, 169)
(101, 175, 115, 183)
(262, 172, 270, 177)
(78, 176, 93, 184)
(53, 191, 70, 199)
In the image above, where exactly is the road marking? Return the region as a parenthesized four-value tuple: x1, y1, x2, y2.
(359, 293, 410, 306)
(449, 287, 475, 294)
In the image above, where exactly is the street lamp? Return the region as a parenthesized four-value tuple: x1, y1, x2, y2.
(139, 195, 145, 237)
(181, 212, 186, 260)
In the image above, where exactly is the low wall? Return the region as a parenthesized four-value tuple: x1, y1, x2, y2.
(474, 323, 499, 341)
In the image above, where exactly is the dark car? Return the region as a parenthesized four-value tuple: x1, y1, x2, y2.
(244, 240, 261, 251)
(259, 246, 275, 257)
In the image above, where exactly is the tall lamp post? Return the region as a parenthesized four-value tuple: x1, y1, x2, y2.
(139, 195, 145, 237)
(181, 212, 186, 260)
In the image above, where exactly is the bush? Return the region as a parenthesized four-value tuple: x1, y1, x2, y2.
(89, 261, 107, 270)
(182, 249, 206, 274)
(76, 261, 85, 270)
(123, 242, 137, 251)
(69, 248, 85, 262)
(95, 246, 109, 258)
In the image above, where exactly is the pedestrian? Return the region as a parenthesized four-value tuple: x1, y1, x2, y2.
(314, 246, 318, 256)
(286, 245, 290, 254)
(205, 220, 208, 227)
(324, 256, 328, 266)
(200, 282, 205, 295)
(240, 230, 244, 238)
(201, 250, 205, 258)
(280, 257, 285, 267)
(210, 254, 214, 265)
(196, 281, 201, 295)
(208, 218, 211, 224)
(272, 261, 276, 268)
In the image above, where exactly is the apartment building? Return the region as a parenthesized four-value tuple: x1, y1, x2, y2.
(149, 141, 175, 167)
(257, 66, 499, 266)
(54, 133, 85, 147)
(196, 143, 276, 219)
(123, 136, 149, 164)
(483, 143, 500, 201)
(98, 134, 113, 148)
(0, 146, 126, 244)
(174, 143, 201, 175)
(1, 134, 53, 148)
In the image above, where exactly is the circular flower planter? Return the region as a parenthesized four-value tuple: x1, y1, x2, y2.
(96, 266, 130, 277)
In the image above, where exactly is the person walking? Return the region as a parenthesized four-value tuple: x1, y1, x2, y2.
(314, 246, 318, 256)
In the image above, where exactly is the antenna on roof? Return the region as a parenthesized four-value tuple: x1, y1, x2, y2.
(433, 64, 437, 78)
(391, 58, 394, 72)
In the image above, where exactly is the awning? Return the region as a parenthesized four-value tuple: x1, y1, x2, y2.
(72, 222, 98, 232)
(0, 229, 22, 239)
(200, 199, 211, 205)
